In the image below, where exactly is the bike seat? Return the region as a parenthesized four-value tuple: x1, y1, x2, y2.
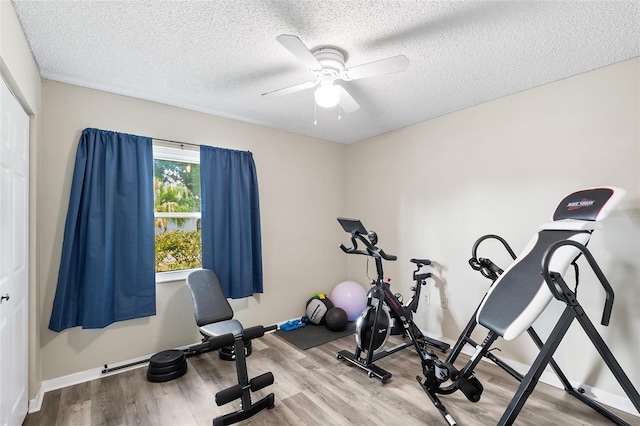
(410, 258, 431, 266)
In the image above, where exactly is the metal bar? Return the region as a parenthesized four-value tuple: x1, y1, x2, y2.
(101, 358, 149, 374)
(574, 301, 640, 414)
(445, 310, 479, 364)
(498, 308, 575, 426)
(526, 327, 575, 391)
(458, 332, 498, 379)
(153, 137, 201, 149)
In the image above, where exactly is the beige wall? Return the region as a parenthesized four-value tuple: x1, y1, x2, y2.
(346, 58, 640, 397)
(6, 0, 640, 407)
(1, 0, 42, 402)
(38, 80, 348, 379)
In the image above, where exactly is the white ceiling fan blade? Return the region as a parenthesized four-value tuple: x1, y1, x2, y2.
(344, 55, 409, 80)
(276, 34, 323, 71)
(337, 86, 360, 113)
(261, 81, 318, 98)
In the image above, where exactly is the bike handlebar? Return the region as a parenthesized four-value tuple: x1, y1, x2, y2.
(339, 232, 397, 261)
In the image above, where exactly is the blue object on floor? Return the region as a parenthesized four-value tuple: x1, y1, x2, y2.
(280, 319, 306, 331)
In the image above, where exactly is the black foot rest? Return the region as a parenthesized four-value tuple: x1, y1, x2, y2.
(213, 393, 275, 426)
(215, 372, 275, 406)
(212, 325, 277, 426)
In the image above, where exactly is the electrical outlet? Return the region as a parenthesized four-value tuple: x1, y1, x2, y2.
(423, 291, 430, 305)
(441, 296, 448, 309)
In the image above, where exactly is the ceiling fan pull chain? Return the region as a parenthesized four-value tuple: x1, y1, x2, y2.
(314, 101, 318, 125)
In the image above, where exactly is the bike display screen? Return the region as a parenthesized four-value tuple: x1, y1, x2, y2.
(337, 217, 368, 235)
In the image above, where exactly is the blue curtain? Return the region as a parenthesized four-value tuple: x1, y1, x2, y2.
(200, 146, 263, 298)
(49, 128, 155, 332)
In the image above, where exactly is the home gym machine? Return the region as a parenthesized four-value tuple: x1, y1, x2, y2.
(446, 233, 583, 389)
(336, 217, 449, 383)
(414, 186, 640, 425)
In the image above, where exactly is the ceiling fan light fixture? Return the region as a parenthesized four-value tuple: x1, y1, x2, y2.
(314, 83, 341, 108)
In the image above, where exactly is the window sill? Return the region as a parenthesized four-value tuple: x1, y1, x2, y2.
(156, 268, 201, 284)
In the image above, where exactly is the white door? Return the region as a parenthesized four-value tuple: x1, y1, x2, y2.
(0, 77, 29, 426)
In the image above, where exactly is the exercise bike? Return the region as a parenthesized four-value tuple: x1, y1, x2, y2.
(336, 217, 449, 383)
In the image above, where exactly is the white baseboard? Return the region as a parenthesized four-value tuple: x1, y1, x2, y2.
(28, 325, 639, 419)
(28, 386, 44, 414)
(28, 342, 195, 413)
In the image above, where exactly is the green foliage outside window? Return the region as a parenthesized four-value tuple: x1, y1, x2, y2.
(154, 177, 197, 232)
(154, 157, 202, 272)
(155, 229, 202, 272)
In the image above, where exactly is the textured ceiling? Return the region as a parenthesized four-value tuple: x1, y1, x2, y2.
(11, 0, 640, 144)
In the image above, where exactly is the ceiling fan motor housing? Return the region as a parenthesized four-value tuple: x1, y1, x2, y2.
(312, 47, 346, 78)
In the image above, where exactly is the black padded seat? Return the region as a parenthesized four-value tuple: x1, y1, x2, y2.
(477, 229, 589, 340)
(200, 320, 244, 338)
(187, 268, 244, 337)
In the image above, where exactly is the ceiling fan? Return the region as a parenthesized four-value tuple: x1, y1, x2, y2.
(262, 34, 410, 113)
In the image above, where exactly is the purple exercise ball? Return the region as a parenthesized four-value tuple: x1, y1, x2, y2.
(330, 281, 367, 322)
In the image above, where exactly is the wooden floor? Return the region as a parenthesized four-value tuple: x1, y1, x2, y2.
(25, 332, 639, 426)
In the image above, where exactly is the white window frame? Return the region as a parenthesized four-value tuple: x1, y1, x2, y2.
(153, 143, 201, 283)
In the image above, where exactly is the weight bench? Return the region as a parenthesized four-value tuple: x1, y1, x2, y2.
(419, 187, 640, 425)
(186, 269, 275, 426)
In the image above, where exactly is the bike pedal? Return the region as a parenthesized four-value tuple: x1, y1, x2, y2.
(457, 375, 483, 403)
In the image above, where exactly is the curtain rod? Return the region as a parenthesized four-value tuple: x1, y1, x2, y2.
(152, 137, 200, 149)
(152, 137, 252, 154)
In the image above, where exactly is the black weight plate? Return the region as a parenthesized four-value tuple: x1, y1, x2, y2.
(148, 359, 187, 375)
(149, 349, 186, 368)
(147, 362, 187, 383)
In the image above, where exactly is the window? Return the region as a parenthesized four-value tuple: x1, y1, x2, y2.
(153, 143, 201, 281)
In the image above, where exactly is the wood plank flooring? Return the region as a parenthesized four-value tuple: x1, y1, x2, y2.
(24, 333, 639, 425)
